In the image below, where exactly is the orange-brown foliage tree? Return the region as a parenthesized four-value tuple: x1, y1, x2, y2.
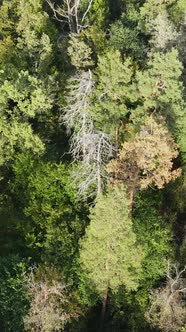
(107, 116, 181, 208)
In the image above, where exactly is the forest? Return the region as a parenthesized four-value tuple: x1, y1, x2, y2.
(0, 0, 185, 331)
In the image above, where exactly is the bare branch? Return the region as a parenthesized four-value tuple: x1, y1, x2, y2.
(45, 0, 68, 23)
(24, 268, 78, 331)
(146, 261, 186, 332)
(62, 70, 115, 199)
(82, 0, 94, 23)
(45, 0, 93, 33)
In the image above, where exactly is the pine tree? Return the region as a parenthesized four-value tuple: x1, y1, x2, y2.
(92, 50, 136, 142)
(136, 49, 186, 156)
(79, 185, 143, 324)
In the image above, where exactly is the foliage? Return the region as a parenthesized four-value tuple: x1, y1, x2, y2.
(10, 154, 86, 271)
(138, 0, 176, 35)
(136, 49, 183, 112)
(80, 0, 110, 29)
(133, 191, 173, 284)
(0, 0, 58, 168)
(0, 0, 186, 330)
(135, 48, 186, 154)
(109, 4, 147, 60)
(108, 116, 181, 207)
(0, 255, 28, 332)
(107, 190, 173, 332)
(169, 0, 186, 25)
(79, 185, 143, 296)
(0, 67, 54, 165)
(68, 33, 94, 69)
(92, 50, 136, 137)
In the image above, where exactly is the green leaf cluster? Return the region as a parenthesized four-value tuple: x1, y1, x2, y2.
(80, 185, 143, 295)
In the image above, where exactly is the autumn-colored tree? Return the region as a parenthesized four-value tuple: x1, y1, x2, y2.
(107, 116, 181, 208)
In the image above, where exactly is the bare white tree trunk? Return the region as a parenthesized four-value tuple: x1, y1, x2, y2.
(45, 0, 93, 33)
(62, 70, 115, 199)
(97, 133, 102, 197)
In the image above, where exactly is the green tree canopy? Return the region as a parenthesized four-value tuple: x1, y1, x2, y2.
(79, 184, 143, 321)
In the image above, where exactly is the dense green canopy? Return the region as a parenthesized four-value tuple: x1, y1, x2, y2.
(0, 0, 185, 331)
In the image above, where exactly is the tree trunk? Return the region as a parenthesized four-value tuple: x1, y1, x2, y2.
(100, 287, 108, 331)
(129, 186, 135, 210)
(97, 134, 103, 198)
(129, 172, 139, 210)
(115, 125, 119, 156)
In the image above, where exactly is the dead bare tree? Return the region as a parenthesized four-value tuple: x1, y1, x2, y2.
(145, 261, 186, 332)
(45, 0, 93, 33)
(62, 70, 114, 199)
(24, 268, 78, 332)
(71, 131, 114, 198)
(63, 70, 94, 160)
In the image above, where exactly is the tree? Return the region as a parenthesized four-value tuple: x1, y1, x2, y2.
(63, 70, 94, 160)
(0, 0, 57, 168)
(24, 265, 78, 332)
(92, 50, 136, 141)
(109, 189, 173, 332)
(136, 48, 183, 112)
(169, 1, 186, 87)
(169, 0, 186, 26)
(10, 154, 85, 271)
(0, 0, 57, 73)
(145, 261, 186, 332)
(80, 0, 109, 29)
(0, 68, 56, 166)
(63, 70, 114, 199)
(107, 116, 181, 208)
(67, 33, 94, 69)
(138, 0, 176, 37)
(45, 0, 94, 33)
(109, 4, 147, 60)
(0, 0, 18, 41)
(70, 131, 114, 199)
(133, 190, 172, 285)
(79, 185, 143, 324)
(135, 48, 186, 157)
(149, 9, 178, 50)
(16, 0, 55, 72)
(0, 255, 28, 332)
